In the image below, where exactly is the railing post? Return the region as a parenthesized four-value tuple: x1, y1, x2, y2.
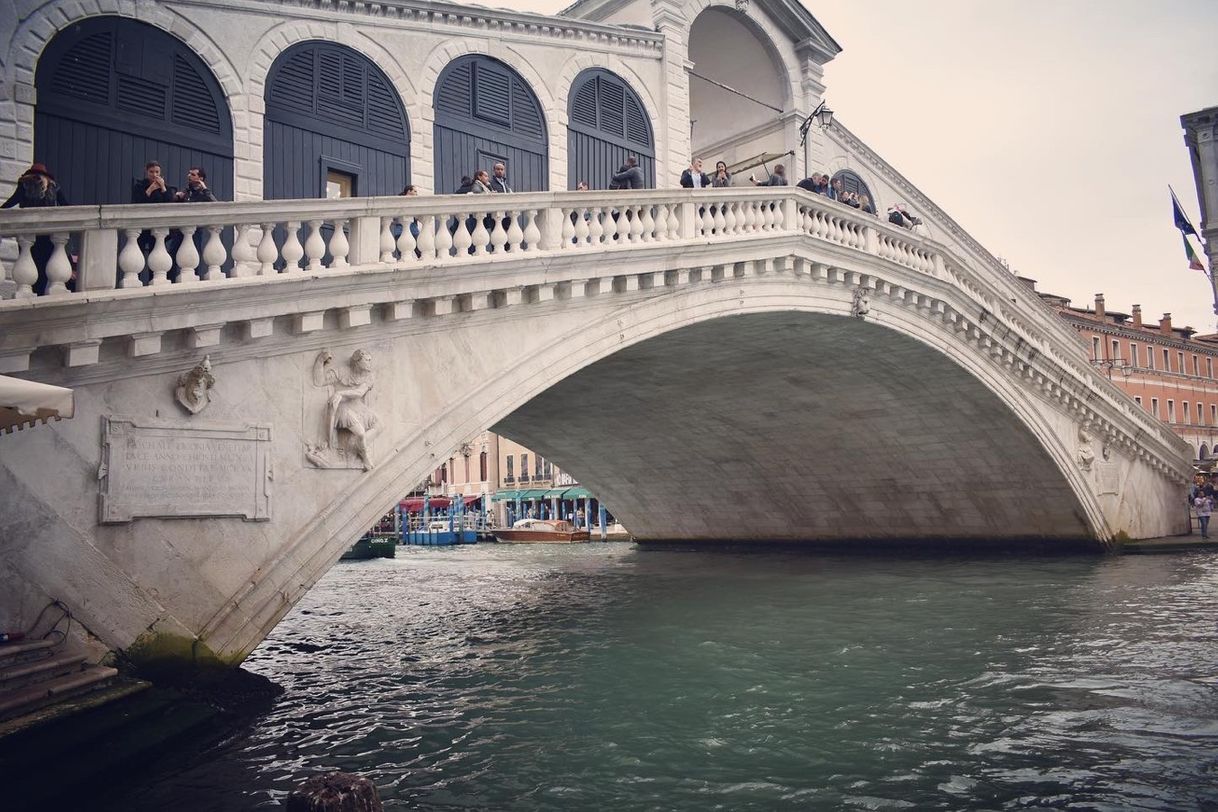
(537, 206, 563, 251)
(782, 196, 798, 232)
(932, 252, 946, 278)
(864, 225, 878, 256)
(77, 228, 118, 291)
(678, 201, 696, 240)
(348, 215, 381, 266)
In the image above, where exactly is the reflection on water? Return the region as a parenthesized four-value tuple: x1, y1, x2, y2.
(111, 545, 1218, 810)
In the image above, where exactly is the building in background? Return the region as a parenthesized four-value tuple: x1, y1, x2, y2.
(1024, 279, 1218, 462)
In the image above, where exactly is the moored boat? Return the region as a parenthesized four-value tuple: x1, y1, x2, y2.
(493, 518, 590, 544)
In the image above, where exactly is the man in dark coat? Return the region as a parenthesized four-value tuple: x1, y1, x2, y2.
(609, 156, 644, 190)
(679, 158, 710, 189)
(489, 162, 513, 194)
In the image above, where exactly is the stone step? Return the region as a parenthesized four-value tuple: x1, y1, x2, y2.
(0, 653, 87, 692)
(0, 665, 118, 722)
(0, 639, 57, 668)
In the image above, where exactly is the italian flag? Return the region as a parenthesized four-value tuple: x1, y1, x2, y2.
(1185, 234, 1207, 273)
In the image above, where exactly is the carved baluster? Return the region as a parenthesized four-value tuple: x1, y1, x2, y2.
(713, 203, 727, 235)
(453, 213, 474, 257)
(723, 202, 738, 234)
(561, 208, 577, 248)
(257, 222, 278, 275)
(587, 208, 604, 245)
(573, 209, 591, 247)
(328, 219, 350, 268)
(489, 210, 508, 254)
(668, 203, 681, 239)
(44, 232, 73, 294)
(148, 228, 173, 286)
(203, 225, 227, 280)
(640, 205, 656, 242)
(0, 248, 7, 291)
(506, 210, 524, 252)
(700, 204, 714, 236)
(433, 214, 453, 260)
(175, 226, 201, 283)
(280, 221, 304, 274)
(741, 202, 755, 232)
(471, 211, 491, 255)
(628, 206, 647, 241)
(395, 218, 417, 262)
(416, 215, 436, 260)
(772, 201, 784, 231)
(761, 202, 775, 231)
(304, 220, 326, 271)
(12, 236, 38, 297)
(380, 217, 396, 262)
(522, 209, 540, 251)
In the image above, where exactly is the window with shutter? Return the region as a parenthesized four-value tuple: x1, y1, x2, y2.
(571, 82, 598, 127)
(598, 79, 625, 139)
(473, 63, 512, 126)
(171, 55, 222, 133)
(49, 32, 113, 102)
(831, 170, 876, 206)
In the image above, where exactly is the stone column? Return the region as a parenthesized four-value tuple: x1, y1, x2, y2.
(653, 0, 692, 181)
(1181, 107, 1218, 327)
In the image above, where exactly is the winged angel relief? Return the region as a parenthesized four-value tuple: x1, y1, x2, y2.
(305, 349, 380, 470)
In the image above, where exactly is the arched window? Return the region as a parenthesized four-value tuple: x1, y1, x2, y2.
(264, 42, 410, 199)
(434, 55, 548, 194)
(831, 170, 876, 210)
(567, 69, 654, 189)
(34, 16, 234, 204)
(1200, 443, 1210, 460)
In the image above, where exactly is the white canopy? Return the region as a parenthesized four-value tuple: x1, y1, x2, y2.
(0, 375, 75, 434)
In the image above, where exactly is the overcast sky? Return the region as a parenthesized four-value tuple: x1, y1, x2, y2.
(500, 0, 1218, 331)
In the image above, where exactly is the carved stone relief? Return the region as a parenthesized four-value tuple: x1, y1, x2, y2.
(175, 355, 215, 415)
(1077, 424, 1095, 473)
(304, 348, 380, 470)
(851, 286, 870, 319)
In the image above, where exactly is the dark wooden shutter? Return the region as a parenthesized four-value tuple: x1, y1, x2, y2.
(566, 69, 653, 190)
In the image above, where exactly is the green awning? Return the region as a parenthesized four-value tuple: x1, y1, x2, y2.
(517, 489, 548, 499)
(491, 490, 518, 502)
(543, 487, 570, 499)
(562, 487, 593, 500)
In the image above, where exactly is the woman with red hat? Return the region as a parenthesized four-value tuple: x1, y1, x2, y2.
(2, 163, 71, 295)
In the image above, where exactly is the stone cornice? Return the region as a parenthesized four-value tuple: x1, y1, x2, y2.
(181, 0, 665, 54)
(1059, 312, 1218, 357)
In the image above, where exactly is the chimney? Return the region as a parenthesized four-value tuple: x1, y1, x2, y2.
(1094, 293, 1105, 320)
(1160, 313, 1173, 335)
(1131, 304, 1142, 329)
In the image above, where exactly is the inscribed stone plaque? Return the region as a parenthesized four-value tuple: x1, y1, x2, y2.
(1096, 462, 1120, 496)
(99, 416, 271, 523)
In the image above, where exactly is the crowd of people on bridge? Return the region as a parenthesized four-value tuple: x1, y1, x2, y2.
(3, 145, 931, 294)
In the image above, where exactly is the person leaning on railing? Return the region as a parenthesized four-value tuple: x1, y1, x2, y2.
(711, 161, 732, 187)
(2, 162, 72, 295)
(749, 164, 788, 186)
(608, 156, 644, 190)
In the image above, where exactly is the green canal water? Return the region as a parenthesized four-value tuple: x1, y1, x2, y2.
(112, 544, 1218, 810)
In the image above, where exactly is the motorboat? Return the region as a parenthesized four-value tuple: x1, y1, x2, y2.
(493, 518, 591, 544)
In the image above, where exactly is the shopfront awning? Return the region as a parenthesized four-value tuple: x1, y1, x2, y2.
(561, 486, 593, 500)
(491, 490, 519, 502)
(399, 495, 452, 512)
(1, 375, 74, 434)
(517, 489, 548, 500)
(543, 487, 570, 499)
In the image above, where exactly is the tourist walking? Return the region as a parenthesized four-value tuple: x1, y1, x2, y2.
(2, 162, 71, 295)
(1194, 490, 1212, 538)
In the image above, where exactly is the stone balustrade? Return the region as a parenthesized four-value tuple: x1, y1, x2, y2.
(0, 189, 938, 300)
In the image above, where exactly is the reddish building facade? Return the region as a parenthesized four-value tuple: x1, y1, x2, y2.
(1024, 279, 1218, 461)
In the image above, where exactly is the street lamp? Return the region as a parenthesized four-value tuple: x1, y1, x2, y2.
(799, 100, 834, 145)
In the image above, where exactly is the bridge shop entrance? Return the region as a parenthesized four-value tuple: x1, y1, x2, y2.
(263, 41, 411, 200)
(566, 69, 654, 190)
(34, 16, 234, 205)
(433, 55, 548, 194)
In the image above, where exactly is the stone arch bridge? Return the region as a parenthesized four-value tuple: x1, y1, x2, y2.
(0, 188, 1191, 666)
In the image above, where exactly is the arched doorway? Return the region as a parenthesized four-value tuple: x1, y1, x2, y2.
(34, 16, 233, 204)
(433, 56, 548, 194)
(264, 42, 410, 200)
(687, 7, 789, 168)
(831, 169, 877, 210)
(567, 69, 654, 190)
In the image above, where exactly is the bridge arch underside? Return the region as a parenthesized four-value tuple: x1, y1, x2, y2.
(495, 312, 1091, 544)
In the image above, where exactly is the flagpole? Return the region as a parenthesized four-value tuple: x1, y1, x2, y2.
(1171, 185, 1217, 329)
